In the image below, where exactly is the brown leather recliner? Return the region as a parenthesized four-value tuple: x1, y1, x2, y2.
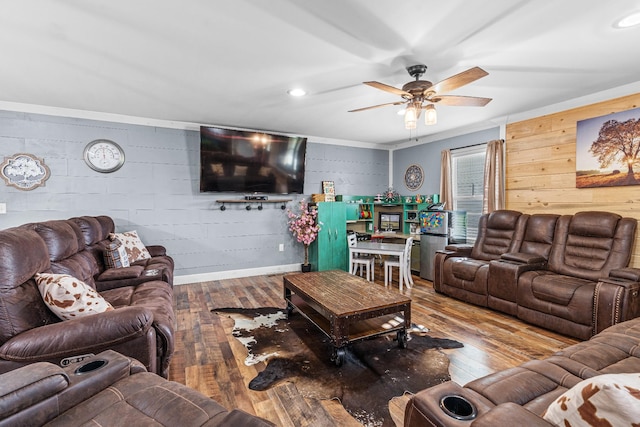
(0, 350, 274, 427)
(403, 316, 640, 427)
(435, 210, 640, 340)
(487, 214, 560, 316)
(0, 217, 174, 378)
(70, 215, 174, 290)
(516, 211, 639, 340)
(434, 210, 529, 307)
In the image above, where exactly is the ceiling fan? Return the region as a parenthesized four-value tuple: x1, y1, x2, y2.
(349, 65, 492, 129)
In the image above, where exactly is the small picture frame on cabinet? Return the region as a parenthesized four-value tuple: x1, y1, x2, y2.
(322, 181, 335, 202)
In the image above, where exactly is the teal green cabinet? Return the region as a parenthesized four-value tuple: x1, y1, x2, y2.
(403, 202, 429, 234)
(309, 202, 347, 271)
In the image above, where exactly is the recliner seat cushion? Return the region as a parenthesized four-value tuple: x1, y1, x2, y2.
(518, 270, 595, 326)
(451, 259, 488, 283)
(530, 275, 593, 306)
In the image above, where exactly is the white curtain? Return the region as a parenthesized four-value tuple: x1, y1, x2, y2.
(440, 149, 452, 210)
(482, 139, 505, 213)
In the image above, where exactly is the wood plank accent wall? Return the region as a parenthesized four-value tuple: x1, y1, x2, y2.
(505, 92, 640, 268)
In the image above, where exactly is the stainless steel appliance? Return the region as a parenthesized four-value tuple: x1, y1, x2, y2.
(419, 210, 466, 281)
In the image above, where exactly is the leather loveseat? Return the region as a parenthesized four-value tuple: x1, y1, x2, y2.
(0, 350, 274, 427)
(0, 216, 175, 377)
(403, 316, 640, 427)
(434, 210, 640, 340)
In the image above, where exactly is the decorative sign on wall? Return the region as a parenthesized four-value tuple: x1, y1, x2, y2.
(0, 153, 51, 191)
(576, 107, 640, 188)
(322, 180, 335, 202)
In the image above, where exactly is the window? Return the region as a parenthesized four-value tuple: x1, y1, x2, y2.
(451, 145, 486, 243)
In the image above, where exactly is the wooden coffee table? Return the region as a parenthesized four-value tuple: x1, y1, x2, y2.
(283, 269, 412, 366)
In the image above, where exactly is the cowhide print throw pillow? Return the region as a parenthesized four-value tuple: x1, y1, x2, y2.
(543, 373, 640, 427)
(109, 230, 151, 263)
(35, 273, 114, 321)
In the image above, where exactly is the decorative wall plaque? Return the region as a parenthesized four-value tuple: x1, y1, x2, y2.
(404, 164, 424, 191)
(0, 153, 51, 191)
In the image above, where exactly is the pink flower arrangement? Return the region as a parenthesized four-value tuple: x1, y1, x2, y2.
(287, 199, 321, 265)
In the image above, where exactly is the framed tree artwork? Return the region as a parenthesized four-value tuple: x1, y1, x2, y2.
(576, 107, 640, 188)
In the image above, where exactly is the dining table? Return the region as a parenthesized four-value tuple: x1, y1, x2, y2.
(348, 241, 412, 290)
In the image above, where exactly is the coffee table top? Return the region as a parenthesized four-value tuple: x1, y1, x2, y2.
(283, 270, 411, 317)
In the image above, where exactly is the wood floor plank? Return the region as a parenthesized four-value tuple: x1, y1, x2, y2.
(170, 270, 578, 426)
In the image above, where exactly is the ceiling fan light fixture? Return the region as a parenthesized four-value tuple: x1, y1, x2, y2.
(425, 104, 437, 125)
(287, 88, 307, 97)
(614, 11, 640, 28)
(404, 105, 417, 129)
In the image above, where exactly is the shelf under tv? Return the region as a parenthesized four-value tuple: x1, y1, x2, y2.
(216, 198, 292, 211)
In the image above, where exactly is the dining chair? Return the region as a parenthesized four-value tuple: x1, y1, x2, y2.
(347, 233, 375, 281)
(384, 237, 414, 290)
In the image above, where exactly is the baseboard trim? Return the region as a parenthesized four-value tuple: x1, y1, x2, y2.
(174, 264, 302, 285)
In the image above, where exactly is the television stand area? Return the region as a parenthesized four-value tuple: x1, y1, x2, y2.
(216, 198, 291, 211)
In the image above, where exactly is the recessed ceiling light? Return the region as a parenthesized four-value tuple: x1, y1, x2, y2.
(287, 88, 307, 97)
(614, 11, 640, 28)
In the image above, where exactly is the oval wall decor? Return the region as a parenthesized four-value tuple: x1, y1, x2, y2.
(404, 164, 424, 191)
(1, 153, 51, 191)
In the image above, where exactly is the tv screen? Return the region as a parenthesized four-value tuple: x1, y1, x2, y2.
(200, 126, 307, 194)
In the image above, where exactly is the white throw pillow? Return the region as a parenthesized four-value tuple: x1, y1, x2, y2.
(109, 230, 151, 263)
(35, 273, 114, 321)
(543, 373, 640, 427)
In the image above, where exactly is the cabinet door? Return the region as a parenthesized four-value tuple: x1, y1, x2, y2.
(309, 202, 347, 271)
(330, 204, 347, 271)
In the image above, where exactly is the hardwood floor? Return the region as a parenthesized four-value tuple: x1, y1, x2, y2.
(169, 268, 578, 426)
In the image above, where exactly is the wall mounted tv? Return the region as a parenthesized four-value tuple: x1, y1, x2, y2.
(200, 126, 307, 194)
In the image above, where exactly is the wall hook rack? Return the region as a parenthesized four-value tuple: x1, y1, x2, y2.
(216, 199, 291, 211)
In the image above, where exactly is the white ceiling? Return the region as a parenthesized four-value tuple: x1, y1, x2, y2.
(1, 1, 639, 146)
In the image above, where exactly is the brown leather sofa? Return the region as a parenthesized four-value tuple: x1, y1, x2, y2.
(403, 316, 640, 427)
(434, 210, 640, 340)
(0, 216, 175, 378)
(0, 350, 274, 427)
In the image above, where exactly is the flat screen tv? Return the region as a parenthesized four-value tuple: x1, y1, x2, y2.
(200, 126, 307, 194)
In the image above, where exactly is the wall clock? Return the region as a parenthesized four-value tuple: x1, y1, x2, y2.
(404, 164, 424, 191)
(83, 139, 125, 173)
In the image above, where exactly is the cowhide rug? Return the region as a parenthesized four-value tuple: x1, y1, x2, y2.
(212, 307, 463, 427)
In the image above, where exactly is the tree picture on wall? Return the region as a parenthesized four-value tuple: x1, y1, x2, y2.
(576, 107, 640, 188)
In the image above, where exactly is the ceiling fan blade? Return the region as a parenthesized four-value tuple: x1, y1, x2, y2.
(432, 95, 492, 107)
(349, 101, 406, 112)
(430, 67, 489, 95)
(364, 81, 412, 98)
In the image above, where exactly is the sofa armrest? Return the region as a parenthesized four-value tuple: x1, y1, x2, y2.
(593, 277, 640, 334)
(433, 245, 474, 292)
(0, 307, 154, 363)
(97, 265, 144, 281)
(0, 362, 69, 420)
(608, 267, 640, 282)
(442, 244, 473, 255)
(500, 252, 546, 265)
(470, 403, 552, 427)
(146, 245, 167, 257)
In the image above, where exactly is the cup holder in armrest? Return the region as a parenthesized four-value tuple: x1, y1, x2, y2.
(440, 395, 477, 421)
(74, 359, 108, 375)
